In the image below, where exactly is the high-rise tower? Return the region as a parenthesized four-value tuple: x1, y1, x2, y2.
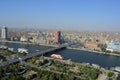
(54, 31, 61, 44)
(1, 26, 7, 40)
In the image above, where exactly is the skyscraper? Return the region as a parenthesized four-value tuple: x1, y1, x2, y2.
(1, 26, 7, 40)
(54, 31, 61, 44)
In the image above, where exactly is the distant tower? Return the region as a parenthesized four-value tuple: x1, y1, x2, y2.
(1, 26, 7, 40)
(54, 31, 61, 44)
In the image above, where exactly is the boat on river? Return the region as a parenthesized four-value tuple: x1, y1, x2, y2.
(91, 63, 100, 68)
(18, 48, 28, 53)
(114, 66, 120, 72)
(51, 54, 63, 60)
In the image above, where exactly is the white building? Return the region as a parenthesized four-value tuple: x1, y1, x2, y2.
(106, 42, 120, 52)
(1, 26, 7, 40)
(20, 36, 28, 42)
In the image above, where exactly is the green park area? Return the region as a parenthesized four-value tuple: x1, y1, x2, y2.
(0, 50, 119, 80)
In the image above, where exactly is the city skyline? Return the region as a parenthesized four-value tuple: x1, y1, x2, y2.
(0, 0, 120, 31)
(0, 1, 120, 78)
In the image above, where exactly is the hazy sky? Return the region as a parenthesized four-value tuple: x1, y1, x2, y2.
(0, 0, 120, 31)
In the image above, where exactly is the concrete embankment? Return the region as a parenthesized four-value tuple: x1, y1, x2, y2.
(67, 47, 120, 57)
(0, 40, 58, 47)
(0, 40, 32, 44)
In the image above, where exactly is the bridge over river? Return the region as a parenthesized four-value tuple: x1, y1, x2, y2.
(0, 42, 76, 67)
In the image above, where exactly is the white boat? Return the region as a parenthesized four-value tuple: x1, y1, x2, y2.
(8, 48, 14, 51)
(0, 45, 8, 49)
(91, 63, 100, 68)
(18, 48, 28, 53)
(114, 66, 120, 72)
(82, 63, 90, 65)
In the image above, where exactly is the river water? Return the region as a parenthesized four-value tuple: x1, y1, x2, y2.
(0, 42, 120, 68)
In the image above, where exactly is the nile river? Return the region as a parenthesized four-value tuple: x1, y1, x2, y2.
(0, 42, 120, 68)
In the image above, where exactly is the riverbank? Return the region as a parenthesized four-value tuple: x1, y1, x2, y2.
(67, 47, 120, 57)
(0, 40, 32, 45)
(0, 40, 58, 47)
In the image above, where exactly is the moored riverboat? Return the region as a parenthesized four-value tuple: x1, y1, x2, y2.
(51, 54, 63, 60)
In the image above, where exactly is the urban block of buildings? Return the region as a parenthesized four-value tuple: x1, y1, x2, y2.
(1, 26, 120, 53)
